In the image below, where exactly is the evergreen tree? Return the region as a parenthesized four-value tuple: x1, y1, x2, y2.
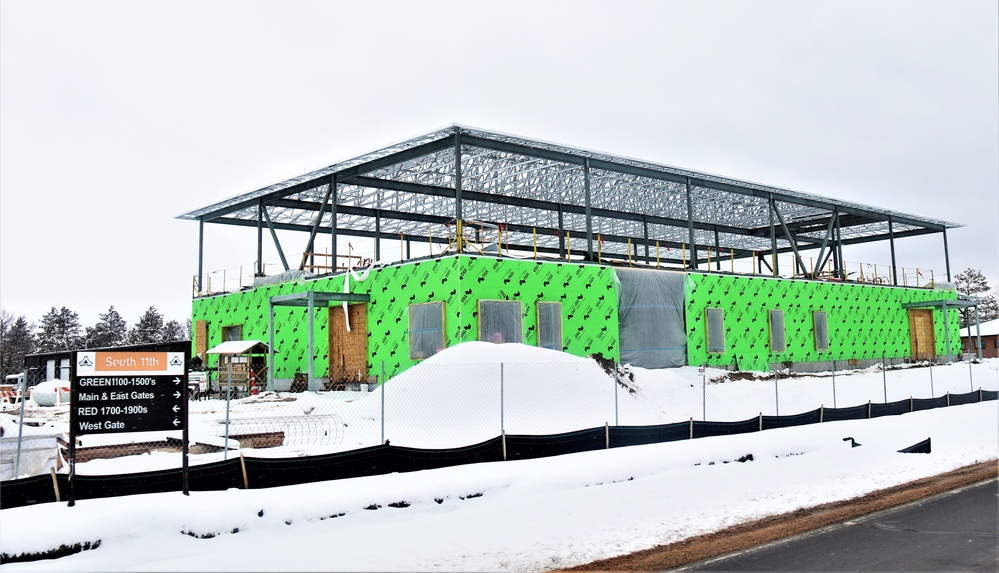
(36, 306, 83, 352)
(128, 306, 165, 344)
(0, 310, 36, 378)
(161, 319, 187, 342)
(954, 268, 999, 327)
(85, 306, 128, 348)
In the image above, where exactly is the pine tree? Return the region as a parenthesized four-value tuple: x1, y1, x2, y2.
(0, 310, 36, 378)
(36, 306, 83, 352)
(128, 306, 165, 344)
(161, 319, 187, 342)
(954, 268, 999, 327)
(85, 306, 129, 348)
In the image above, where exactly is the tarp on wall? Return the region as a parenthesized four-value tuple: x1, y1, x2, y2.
(615, 268, 687, 368)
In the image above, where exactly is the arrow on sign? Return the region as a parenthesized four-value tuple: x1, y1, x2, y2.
(173, 391, 181, 399)
(173, 377, 181, 385)
(172, 404, 180, 413)
(173, 418, 181, 427)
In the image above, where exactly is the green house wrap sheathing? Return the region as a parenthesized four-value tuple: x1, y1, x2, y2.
(192, 255, 620, 380)
(362, 256, 620, 377)
(684, 273, 960, 371)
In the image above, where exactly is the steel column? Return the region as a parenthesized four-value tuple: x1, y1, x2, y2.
(330, 176, 338, 269)
(374, 210, 381, 261)
(685, 178, 696, 270)
(714, 226, 721, 270)
(197, 218, 204, 294)
(558, 204, 565, 257)
(454, 132, 463, 253)
(267, 303, 275, 391)
(256, 200, 264, 276)
(584, 158, 594, 259)
(888, 216, 898, 285)
(643, 215, 650, 261)
(307, 290, 315, 391)
(943, 228, 951, 282)
(769, 194, 778, 276)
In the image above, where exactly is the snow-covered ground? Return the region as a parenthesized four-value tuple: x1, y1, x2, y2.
(7, 342, 997, 476)
(1, 347, 997, 572)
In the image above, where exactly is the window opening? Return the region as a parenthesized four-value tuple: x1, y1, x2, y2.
(409, 302, 445, 359)
(478, 300, 523, 344)
(813, 311, 829, 351)
(537, 302, 563, 350)
(769, 310, 786, 353)
(706, 308, 725, 353)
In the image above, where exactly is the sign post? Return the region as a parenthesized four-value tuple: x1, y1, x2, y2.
(69, 350, 189, 506)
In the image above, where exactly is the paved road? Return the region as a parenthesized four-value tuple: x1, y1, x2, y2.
(688, 479, 999, 571)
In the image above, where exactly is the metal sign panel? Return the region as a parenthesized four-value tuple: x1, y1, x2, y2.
(71, 351, 187, 435)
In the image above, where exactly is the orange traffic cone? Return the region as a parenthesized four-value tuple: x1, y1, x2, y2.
(250, 370, 259, 395)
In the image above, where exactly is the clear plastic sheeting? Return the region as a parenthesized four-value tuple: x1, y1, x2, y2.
(537, 302, 563, 350)
(478, 300, 523, 344)
(409, 302, 445, 359)
(616, 269, 687, 368)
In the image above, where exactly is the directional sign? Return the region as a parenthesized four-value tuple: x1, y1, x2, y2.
(71, 352, 187, 435)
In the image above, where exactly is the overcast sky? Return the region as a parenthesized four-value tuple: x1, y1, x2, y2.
(2, 0, 997, 329)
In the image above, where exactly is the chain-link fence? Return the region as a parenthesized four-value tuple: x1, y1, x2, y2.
(2, 356, 997, 481)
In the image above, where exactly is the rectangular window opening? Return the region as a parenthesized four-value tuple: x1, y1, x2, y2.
(706, 308, 725, 353)
(409, 302, 445, 359)
(769, 309, 786, 353)
(537, 302, 563, 351)
(479, 300, 523, 344)
(222, 324, 242, 342)
(813, 311, 830, 351)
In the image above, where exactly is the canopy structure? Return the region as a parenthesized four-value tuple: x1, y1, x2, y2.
(206, 340, 272, 355)
(179, 125, 961, 286)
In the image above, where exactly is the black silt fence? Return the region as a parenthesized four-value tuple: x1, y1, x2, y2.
(912, 396, 948, 412)
(2, 391, 996, 510)
(821, 404, 870, 422)
(505, 428, 606, 461)
(949, 391, 982, 406)
(870, 399, 912, 418)
(983, 390, 998, 401)
(609, 422, 690, 448)
(0, 474, 58, 509)
(692, 417, 761, 439)
(763, 408, 822, 430)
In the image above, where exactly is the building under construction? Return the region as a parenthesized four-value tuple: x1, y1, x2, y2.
(178, 125, 967, 390)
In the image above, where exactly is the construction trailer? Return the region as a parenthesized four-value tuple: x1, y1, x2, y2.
(179, 126, 964, 388)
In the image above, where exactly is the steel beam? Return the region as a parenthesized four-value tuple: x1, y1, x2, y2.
(261, 206, 290, 272)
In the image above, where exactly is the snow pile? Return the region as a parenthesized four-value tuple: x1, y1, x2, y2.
(1, 400, 995, 572)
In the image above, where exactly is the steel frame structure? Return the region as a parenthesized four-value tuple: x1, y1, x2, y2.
(179, 125, 960, 289)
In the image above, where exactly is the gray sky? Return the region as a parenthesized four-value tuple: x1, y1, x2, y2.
(2, 0, 997, 329)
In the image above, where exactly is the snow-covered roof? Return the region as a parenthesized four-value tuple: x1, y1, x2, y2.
(206, 340, 272, 355)
(962, 318, 999, 338)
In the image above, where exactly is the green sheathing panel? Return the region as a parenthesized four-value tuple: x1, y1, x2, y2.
(191, 278, 339, 379)
(458, 256, 619, 362)
(354, 255, 621, 378)
(685, 274, 960, 371)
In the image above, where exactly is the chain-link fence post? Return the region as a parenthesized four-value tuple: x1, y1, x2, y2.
(14, 368, 28, 479)
(614, 362, 619, 426)
(224, 361, 232, 460)
(882, 351, 888, 403)
(774, 369, 779, 416)
(380, 361, 385, 445)
(500, 362, 505, 435)
(929, 361, 934, 397)
(701, 366, 707, 421)
(831, 360, 837, 408)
